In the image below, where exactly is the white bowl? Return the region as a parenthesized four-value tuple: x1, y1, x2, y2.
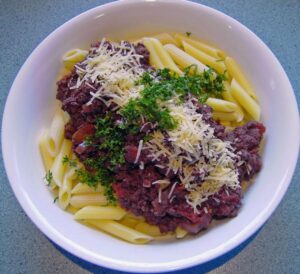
(2, 0, 299, 272)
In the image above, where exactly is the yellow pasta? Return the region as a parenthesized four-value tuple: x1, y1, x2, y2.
(63, 49, 88, 70)
(206, 98, 239, 113)
(71, 182, 104, 195)
(135, 222, 162, 237)
(182, 40, 226, 74)
(50, 139, 72, 187)
(175, 227, 188, 239)
(39, 130, 54, 171)
(225, 57, 257, 100)
(87, 220, 153, 244)
(46, 109, 65, 157)
(174, 33, 225, 59)
(143, 38, 164, 69)
(59, 165, 76, 209)
(231, 79, 260, 121)
(164, 44, 208, 73)
(119, 216, 141, 228)
(213, 111, 243, 122)
(74, 205, 126, 220)
(153, 32, 180, 47)
(149, 38, 182, 74)
(222, 82, 245, 122)
(70, 193, 107, 208)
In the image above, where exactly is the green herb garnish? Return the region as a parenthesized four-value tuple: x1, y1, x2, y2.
(44, 170, 53, 186)
(62, 155, 77, 167)
(121, 67, 226, 130)
(186, 32, 192, 37)
(53, 196, 58, 203)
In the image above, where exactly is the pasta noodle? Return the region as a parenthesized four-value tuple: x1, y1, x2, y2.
(149, 38, 182, 74)
(39, 130, 54, 171)
(87, 220, 153, 244)
(182, 40, 226, 74)
(174, 33, 225, 59)
(71, 182, 104, 194)
(153, 32, 180, 47)
(50, 139, 72, 187)
(70, 193, 107, 208)
(225, 57, 257, 100)
(45, 109, 65, 157)
(143, 38, 164, 69)
(74, 205, 127, 220)
(164, 44, 208, 73)
(231, 78, 260, 121)
(63, 49, 89, 70)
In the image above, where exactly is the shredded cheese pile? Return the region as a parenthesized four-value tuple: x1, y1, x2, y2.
(71, 38, 146, 108)
(145, 97, 240, 213)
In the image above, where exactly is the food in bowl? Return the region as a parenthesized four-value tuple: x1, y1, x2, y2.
(39, 32, 265, 244)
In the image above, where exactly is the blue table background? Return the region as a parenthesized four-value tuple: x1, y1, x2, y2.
(1, 0, 299, 273)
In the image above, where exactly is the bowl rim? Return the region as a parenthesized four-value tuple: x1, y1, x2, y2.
(2, 0, 299, 272)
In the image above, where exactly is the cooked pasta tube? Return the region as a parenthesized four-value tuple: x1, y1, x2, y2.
(45, 109, 65, 157)
(59, 166, 76, 209)
(87, 220, 153, 244)
(71, 182, 104, 195)
(63, 49, 88, 70)
(206, 98, 239, 113)
(50, 139, 72, 187)
(175, 227, 188, 239)
(212, 111, 243, 122)
(74, 206, 126, 220)
(164, 44, 208, 73)
(174, 33, 224, 58)
(153, 32, 180, 47)
(70, 193, 108, 208)
(182, 41, 226, 74)
(231, 79, 260, 121)
(222, 82, 245, 122)
(135, 222, 162, 237)
(39, 130, 54, 171)
(119, 216, 141, 228)
(143, 38, 164, 69)
(150, 38, 182, 74)
(225, 57, 257, 100)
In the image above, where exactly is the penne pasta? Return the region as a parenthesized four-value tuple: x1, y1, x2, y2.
(149, 38, 182, 74)
(164, 44, 208, 73)
(50, 139, 72, 187)
(206, 98, 239, 113)
(63, 49, 88, 70)
(153, 32, 180, 47)
(71, 182, 104, 195)
(74, 205, 126, 220)
(175, 227, 188, 239)
(182, 40, 226, 74)
(231, 79, 260, 121)
(46, 109, 65, 157)
(70, 193, 108, 208)
(222, 82, 245, 122)
(87, 220, 153, 244)
(224, 57, 257, 100)
(213, 111, 243, 122)
(39, 130, 54, 171)
(59, 165, 76, 209)
(135, 222, 162, 237)
(143, 38, 164, 69)
(174, 33, 225, 59)
(119, 216, 141, 228)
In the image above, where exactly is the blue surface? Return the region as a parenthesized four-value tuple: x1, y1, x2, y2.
(0, 0, 299, 273)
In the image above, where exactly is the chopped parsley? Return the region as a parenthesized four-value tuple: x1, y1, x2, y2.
(186, 31, 192, 37)
(44, 170, 53, 186)
(53, 196, 58, 203)
(62, 155, 77, 167)
(121, 67, 226, 130)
